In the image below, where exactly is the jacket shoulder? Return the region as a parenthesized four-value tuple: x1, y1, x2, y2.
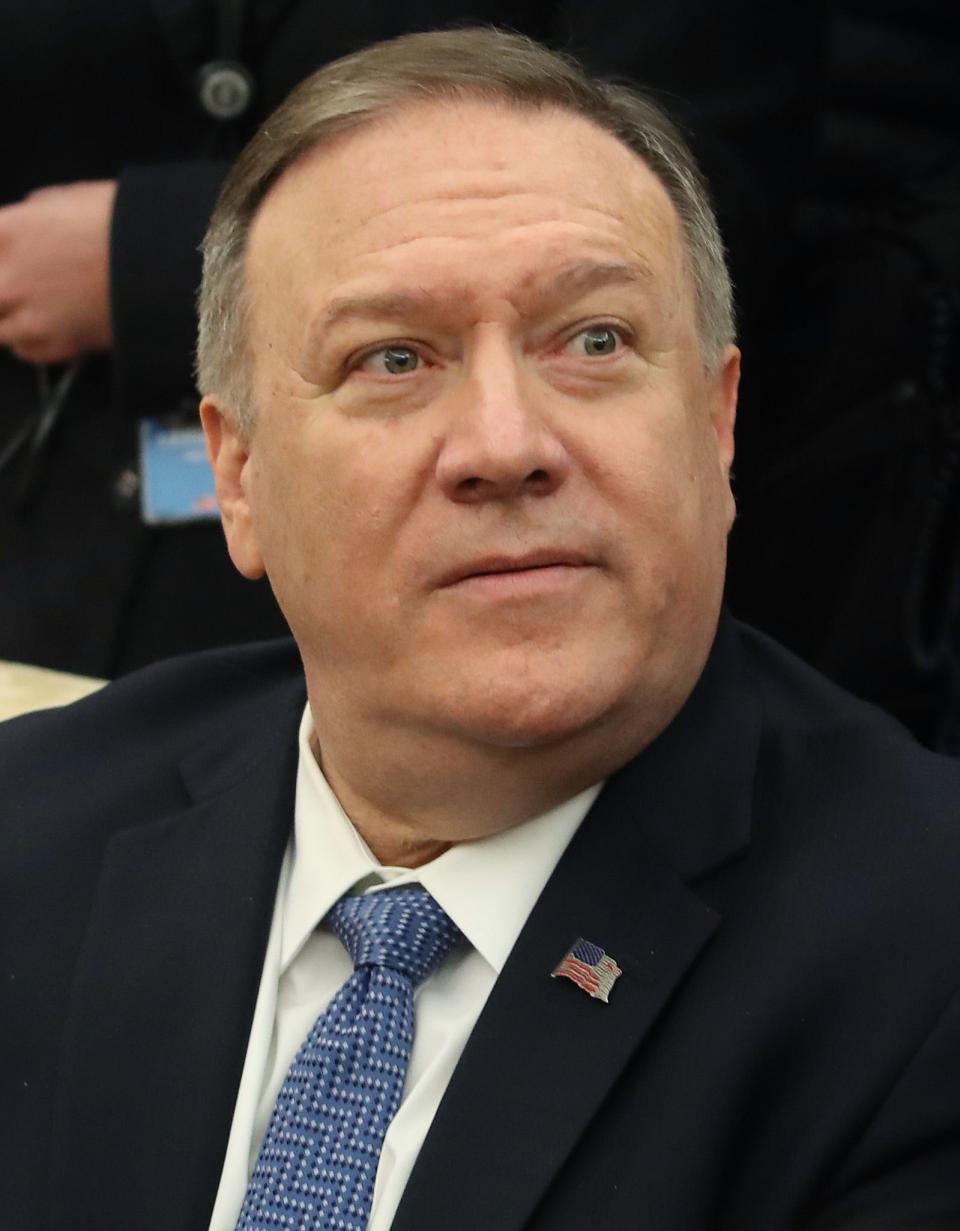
(0, 639, 304, 859)
(730, 619, 960, 911)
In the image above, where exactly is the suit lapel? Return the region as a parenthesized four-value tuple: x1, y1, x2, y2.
(46, 617, 759, 1231)
(47, 693, 302, 1231)
(393, 616, 761, 1231)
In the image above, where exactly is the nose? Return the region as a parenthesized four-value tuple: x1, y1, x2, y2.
(434, 343, 571, 504)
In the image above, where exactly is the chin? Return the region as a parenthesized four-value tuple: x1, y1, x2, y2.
(431, 659, 635, 750)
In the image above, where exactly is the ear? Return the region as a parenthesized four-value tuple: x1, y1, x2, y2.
(709, 344, 740, 478)
(706, 345, 739, 531)
(199, 396, 266, 580)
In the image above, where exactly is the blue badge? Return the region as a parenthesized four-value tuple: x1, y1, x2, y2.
(139, 419, 219, 524)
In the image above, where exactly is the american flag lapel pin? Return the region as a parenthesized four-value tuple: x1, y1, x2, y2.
(551, 937, 622, 1004)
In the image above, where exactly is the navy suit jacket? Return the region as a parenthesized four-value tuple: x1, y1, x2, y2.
(3, 618, 960, 1229)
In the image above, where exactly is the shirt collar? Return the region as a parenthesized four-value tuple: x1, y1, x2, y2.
(281, 703, 602, 974)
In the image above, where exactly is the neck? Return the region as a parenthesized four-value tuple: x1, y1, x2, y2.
(306, 697, 669, 869)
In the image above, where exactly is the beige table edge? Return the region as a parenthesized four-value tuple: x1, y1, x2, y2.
(0, 660, 107, 721)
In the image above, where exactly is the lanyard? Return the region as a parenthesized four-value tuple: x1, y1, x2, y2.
(0, 361, 81, 510)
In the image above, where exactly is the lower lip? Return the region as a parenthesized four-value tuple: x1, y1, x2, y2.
(447, 564, 590, 597)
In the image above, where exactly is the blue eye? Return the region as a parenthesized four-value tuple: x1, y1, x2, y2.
(569, 326, 622, 357)
(362, 345, 420, 375)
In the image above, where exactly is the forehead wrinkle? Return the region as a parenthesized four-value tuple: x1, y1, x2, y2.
(312, 258, 657, 344)
(511, 259, 655, 320)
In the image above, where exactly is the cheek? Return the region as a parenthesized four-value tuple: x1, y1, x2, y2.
(684, 415, 735, 535)
(249, 422, 423, 603)
(597, 416, 696, 528)
(599, 420, 726, 590)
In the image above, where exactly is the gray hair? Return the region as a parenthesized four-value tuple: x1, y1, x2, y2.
(197, 27, 734, 432)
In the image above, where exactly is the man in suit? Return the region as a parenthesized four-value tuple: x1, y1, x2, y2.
(3, 27, 960, 1231)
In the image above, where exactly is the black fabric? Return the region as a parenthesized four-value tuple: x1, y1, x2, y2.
(110, 161, 229, 420)
(724, 3, 960, 748)
(3, 619, 960, 1228)
(728, 177, 960, 749)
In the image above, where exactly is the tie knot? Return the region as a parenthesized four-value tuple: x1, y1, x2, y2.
(327, 887, 462, 985)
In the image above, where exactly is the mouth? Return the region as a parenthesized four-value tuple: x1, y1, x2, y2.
(439, 550, 593, 589)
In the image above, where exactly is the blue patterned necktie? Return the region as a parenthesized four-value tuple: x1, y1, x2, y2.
(235, 886, 462, 1231)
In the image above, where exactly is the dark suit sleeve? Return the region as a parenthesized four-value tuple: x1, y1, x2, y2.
(110, 158, 229, 419)
(804, 988, 960, 1230)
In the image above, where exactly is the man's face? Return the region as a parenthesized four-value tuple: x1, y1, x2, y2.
(205, 100, 738, 755)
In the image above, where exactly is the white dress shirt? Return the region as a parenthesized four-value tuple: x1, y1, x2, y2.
(208, 704, 602, 1231)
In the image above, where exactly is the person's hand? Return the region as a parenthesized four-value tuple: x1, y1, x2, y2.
(0, 181, 117, 365)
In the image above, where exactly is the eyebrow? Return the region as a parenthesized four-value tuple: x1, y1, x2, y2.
(522, 259, 653, 311)
(316, 259, 654, 335)
(320, 288, 452, 331)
